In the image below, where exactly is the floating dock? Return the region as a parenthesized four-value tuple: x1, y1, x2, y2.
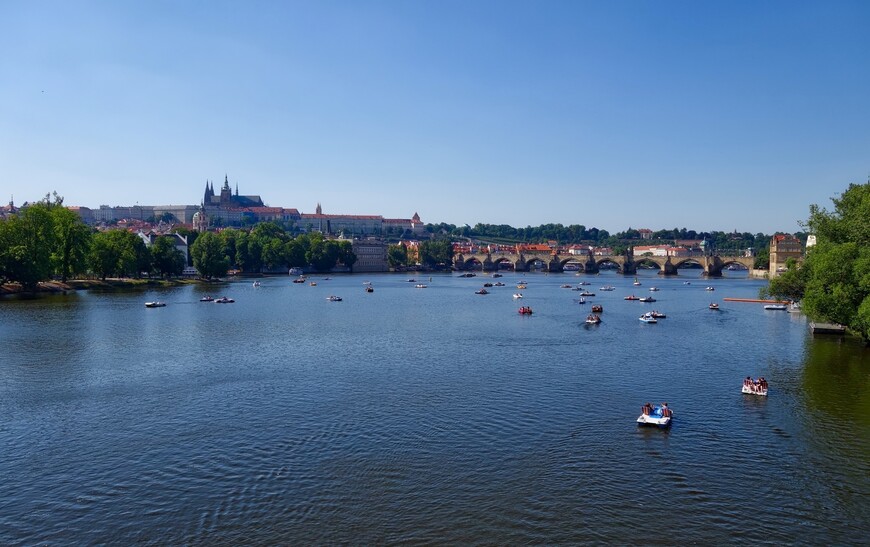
(723, 298, 790, 304)
(810, 322, 847, 335)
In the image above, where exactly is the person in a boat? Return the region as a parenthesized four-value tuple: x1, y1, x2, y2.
(744, 376, 752, 388)
(642, 402, 653, 415)
(661, 403, 671, 417)
(759, 377, 767, 390)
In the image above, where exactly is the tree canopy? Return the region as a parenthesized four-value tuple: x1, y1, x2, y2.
(765, 181, 870, 342)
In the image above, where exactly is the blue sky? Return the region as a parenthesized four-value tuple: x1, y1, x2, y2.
(2, 0, 868, 234)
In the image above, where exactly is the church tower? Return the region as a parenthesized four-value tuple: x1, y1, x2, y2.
(316, 202, 322, 215)
(220, 174, 232, 206)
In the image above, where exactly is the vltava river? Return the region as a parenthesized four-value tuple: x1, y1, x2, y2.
(1, 271, 868, 544)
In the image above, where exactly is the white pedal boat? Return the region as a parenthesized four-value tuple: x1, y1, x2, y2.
(637, 405, 672, 427)
(742, 384, 768, 396)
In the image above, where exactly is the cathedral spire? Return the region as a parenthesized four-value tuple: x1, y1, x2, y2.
(224, 174, 229, 190)
(235, 182, 238, 196)
(316, 202, 322, 215)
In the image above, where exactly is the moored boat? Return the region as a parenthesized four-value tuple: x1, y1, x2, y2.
(639, 313, 657, 323)
(199, 296, 214, 302)
(144, 301, 166, 308)
(625, 295, 639, 301)
(709, 302, 720, 310)
(591, 304, 603, 313)
(639, 296, 656, 302)
(326, 295, 343, 302)
(214, 296, 235, 303)
(585, 314, 601, 325)
(513, 293, 523, 299)
(764, 304, 788, 310)
(518, 306, 533, 315)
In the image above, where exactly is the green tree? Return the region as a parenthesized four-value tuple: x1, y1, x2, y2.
(769, 182, 870, 342)
(388, 243, 408, 268)
(0, 201, 56, 288)
(336, 240, 356, 269)
(285, 239, 306, 268)
(150, 236, 185, 278)
(753, 248, 770, 269)
(419, 240, 454, 267)
(52, 206, 92, 282)
(88, 230, 149, 280)
(190, 232, 229, 279)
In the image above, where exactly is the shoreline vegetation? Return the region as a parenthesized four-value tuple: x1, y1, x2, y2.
(0, 278, 202, 295)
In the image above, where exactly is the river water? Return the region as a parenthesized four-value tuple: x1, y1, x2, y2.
(1, 271, 868, 544)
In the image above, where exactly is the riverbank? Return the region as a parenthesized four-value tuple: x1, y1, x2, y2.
(1, 278, 200, 295)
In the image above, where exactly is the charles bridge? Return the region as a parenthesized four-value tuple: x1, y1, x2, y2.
(453, 250, 756, 277)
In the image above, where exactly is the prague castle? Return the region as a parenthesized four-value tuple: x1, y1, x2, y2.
(70, 175, 425, 238)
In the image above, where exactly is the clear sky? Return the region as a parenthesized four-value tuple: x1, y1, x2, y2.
(2, 0, 868, 235)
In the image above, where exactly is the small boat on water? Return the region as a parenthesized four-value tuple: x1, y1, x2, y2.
(639, 313, 657, 323)
(650, 311, 666, 318)
(683, 281, 692, 285)
(764, 304, 788, 310)
(600, 285, 615, 291)
(633, 278, 641, 286)
(639, 296, 656, 303)
(591, 305, 603, 313)
(517, 283, 527, 289)
(577, 281, 591, 286)
(415, 284, 428, 289)
(579, 291, 596, 297)
(199, 296, 214, 302)
(252, 281, 261, 287)
(625, 295, 640, 301)
(585, 314, 601, 325)
(637, 403, 673, 427)
(292, 277, 305, 283)
(326, 295, 343, 302)
(492, 273, 503, 278)
(742, 377, 768, 396)
(561, 284, 573, 289)
(494, 282, 505, 287)
(475, 288, 489, 295)
(145, 301, 166, 308)
(518, 306, 533, 315)
(484, 282, 494, 287)
(513, 293, 523, 299)
(705, 286, 715, 291)
(214, 296, 235, 304)
(578, 297, 586, 304)
(709, 303, 720, 310)
(787, 301, 801, 313)
(649, 287, 660, 292)
(309, 281, 317, 286)
(365, 286, 374, 293)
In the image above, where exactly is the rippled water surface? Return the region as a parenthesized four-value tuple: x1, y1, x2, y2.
(2, 271, 868, 544)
